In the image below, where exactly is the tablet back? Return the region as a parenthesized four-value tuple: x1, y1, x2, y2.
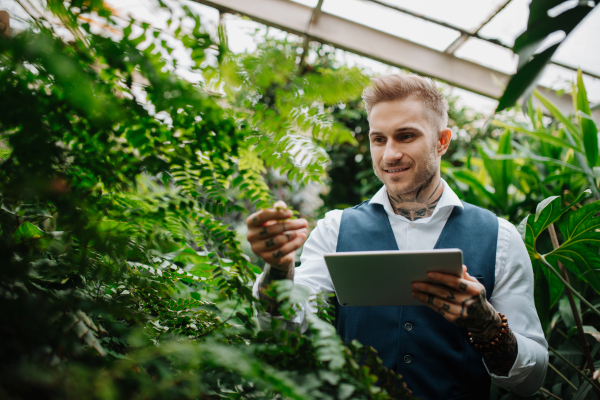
(324, 249, 463, 306)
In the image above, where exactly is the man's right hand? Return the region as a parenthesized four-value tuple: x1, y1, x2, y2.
(246, 201, 308, 270)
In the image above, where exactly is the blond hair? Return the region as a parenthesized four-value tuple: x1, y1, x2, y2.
(362, 74, 449, 132)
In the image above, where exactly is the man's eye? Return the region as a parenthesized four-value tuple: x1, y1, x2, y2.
(373, 137, 385, 143)
(401, 134, 414, 140)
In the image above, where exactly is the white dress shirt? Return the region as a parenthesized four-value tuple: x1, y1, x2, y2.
(253, 180, 548, 396)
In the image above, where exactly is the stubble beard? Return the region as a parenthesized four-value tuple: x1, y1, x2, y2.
(373, 148, 439, 200)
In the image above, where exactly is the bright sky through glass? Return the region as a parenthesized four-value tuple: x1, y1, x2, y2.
(289, 0, 600, 103)
(322, 0, 461, 52)
(376, 0, 509, 31)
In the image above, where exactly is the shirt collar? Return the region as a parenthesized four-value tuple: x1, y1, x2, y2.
(370, 178, 463, 223)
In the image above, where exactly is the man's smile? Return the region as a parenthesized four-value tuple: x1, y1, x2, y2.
(383, 166, 410, 175)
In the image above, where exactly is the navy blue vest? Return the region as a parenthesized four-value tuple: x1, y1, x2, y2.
(335, 200, 498, 400)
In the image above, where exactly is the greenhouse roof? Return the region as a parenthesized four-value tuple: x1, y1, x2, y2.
(195, 0, 600, 119)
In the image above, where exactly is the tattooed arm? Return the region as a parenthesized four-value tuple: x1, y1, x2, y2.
(257, 264, 295, 315)
(411, 267, 518, 376)
(246, 201, 308, 316)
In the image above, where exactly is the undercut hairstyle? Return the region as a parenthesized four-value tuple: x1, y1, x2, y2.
(362, 74, 449, 132)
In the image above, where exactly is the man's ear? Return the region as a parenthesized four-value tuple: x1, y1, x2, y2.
(437, 129, 452, 156)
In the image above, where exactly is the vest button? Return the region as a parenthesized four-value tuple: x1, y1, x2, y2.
(404, 323, 413, 331)
(410, 223, 416, 228)
(404, 355, 412, 364)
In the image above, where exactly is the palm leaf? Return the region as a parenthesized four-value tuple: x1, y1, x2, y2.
(517, 191, 592, 304)
(575, 69, 599, 167)
(546, 200, 600, 294)
(491, 120, 581, 153)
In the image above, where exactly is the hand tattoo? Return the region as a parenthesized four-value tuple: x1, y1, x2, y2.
(427, 294, 435, 304)
(459, 283, 467, 291)
(437, 309, 445, 316)
(259, 226, 269, 236)
(265, 238, 275, 248)
(442, 303, 450, 311)
(446, 291, 456, 301)
(455, 289, 492, 335)
(273, 250, 283, 259)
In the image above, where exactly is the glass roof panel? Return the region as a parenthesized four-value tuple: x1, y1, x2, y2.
(288, 0, 320, 7)
(552, 6, 600, 76)
(322, 0, 461, 52)
(454, 38, 517, 75)
(538, 64, 600, 104)
(478, 0, 529, 47)
(375, 0, 508, 32)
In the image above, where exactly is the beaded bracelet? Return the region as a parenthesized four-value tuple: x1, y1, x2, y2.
(468, 312, 508, 352)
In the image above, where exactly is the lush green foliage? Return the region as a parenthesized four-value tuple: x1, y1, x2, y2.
(0, 2, 415, 399)
(3, 1, 600, 399)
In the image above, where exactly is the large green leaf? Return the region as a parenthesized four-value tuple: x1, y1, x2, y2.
(496, 1, 597, 112)
(572, 380, 594, 400)
(10, 221, 54, 250)
(496, 44, 558, 113)
(546, 200, 600, 294)
(517, 191, 593, 304)
(575, 69, 599, 167)
(517, 190, 591, 247)
(514, 6, 593, 69)
(533, 261, 551, 332)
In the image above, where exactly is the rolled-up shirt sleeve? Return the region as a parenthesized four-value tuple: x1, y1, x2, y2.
(487, 218, 548, 396)
(252, 210, 342, 332)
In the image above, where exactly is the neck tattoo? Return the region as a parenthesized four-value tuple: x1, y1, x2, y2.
(388, 179, 443, 221)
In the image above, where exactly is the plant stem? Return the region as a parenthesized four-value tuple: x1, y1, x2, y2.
(548, 224, 598, 392)
(549, 362, 578, 390)
(540, 387, 564, 400)
(539, 255, 600, 319)
(549, 345, 600, 392)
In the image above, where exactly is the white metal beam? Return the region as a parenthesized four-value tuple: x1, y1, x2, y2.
(195, 0, 600, 121)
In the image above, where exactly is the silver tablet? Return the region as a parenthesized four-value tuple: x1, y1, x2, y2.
(324, 249, 463, 306)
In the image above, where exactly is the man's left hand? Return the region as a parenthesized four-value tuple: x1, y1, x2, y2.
(411, 265, 502, 342)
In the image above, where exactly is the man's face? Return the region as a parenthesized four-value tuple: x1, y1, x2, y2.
(368, 98, 444, 197)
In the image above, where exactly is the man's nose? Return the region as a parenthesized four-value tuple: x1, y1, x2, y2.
(383, 142, 403, 164)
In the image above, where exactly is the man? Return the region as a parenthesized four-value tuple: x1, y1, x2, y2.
(246, 74, 547, 399)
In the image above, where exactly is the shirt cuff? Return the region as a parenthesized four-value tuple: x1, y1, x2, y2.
(487, 332, 548, 396)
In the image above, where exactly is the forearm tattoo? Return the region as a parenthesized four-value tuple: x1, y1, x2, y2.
(258, 263, 294, 315)
(388, 177, 443, 221)
(480, 327, 518, 376)
(454, 288, 518, 376)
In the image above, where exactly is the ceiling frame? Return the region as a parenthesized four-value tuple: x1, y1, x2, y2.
(444, 0, 513, 55)
(194, 0, 600, 120)
(363, 0, 600, 80)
